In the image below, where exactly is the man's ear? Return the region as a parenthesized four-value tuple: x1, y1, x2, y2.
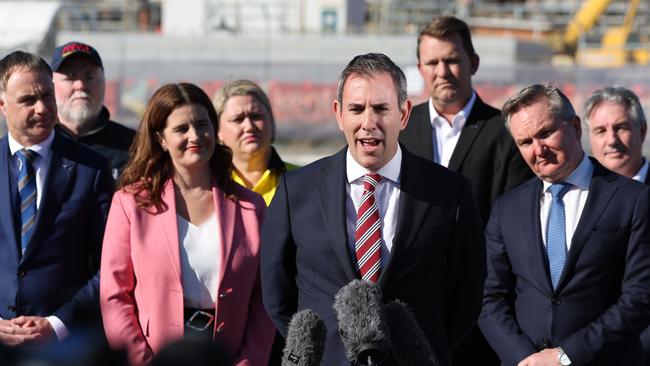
(640, 122, 647, 143)
(333, 100, 344, 132)
(400, 99, 412, 131)
(470, 53, 480, 75)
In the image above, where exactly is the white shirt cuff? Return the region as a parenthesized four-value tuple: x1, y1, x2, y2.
(46, 316, 69, 340)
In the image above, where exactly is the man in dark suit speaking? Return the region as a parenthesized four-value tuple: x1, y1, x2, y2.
(479, 84, 650, 366)
(261, 53, 486, 365)
(0, 51, 112, 345)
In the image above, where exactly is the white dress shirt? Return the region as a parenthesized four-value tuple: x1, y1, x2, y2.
(540, 155, 593, 250)
(632, 158, 649, 183)
(428, 91, 477, 167)
(345, 146, 402, 269)
(177, 213, 221, 309)
(5, 131, 68, 339)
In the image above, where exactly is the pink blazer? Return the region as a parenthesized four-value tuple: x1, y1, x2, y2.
(100, 180, 275, 365)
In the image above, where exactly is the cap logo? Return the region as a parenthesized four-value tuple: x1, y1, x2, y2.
(61, 43, 93, 57)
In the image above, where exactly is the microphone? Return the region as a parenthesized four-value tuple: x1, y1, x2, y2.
(385, 300, 440, 366)
(282, 309, 327, 366)
(333, 280, 391, 365)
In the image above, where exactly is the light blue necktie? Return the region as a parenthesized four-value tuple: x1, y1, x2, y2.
(547, 182, 571, 290)
(16, 149, 38, 254)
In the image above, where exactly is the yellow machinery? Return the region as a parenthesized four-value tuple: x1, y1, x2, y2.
(553, 0, 650, 67)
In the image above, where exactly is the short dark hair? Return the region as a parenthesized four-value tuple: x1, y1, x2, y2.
(0, 51, 52, 93)
(417, 16, 476, 61)
(584, 86, 646, 129)
(502, 84, 576, 131)
(336, 53, 407, 108)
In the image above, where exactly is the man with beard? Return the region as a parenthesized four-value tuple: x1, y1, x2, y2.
(51, 42, 135, 179)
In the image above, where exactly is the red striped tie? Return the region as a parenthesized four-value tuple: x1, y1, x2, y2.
(355, 173, 382, 283)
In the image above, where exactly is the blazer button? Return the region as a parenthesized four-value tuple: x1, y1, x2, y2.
(17, 271, 25, 278)
(551, 297, 561, 306)
(7, 305, 16, 312)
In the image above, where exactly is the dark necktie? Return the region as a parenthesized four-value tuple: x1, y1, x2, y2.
(16, 149, 38, 254)
(354, 174, 382, 283)
(547, 182, 571, 289)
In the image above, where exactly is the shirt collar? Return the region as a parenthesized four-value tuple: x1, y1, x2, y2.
(346, 145, 402, 184)
(428, 90, 477, 128)
(542, 154, 593, 193)
(8, 130, 55, 160)
(632, 158, 649, 182)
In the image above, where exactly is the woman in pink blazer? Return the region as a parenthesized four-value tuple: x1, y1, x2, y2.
(100, 83, 275, 365)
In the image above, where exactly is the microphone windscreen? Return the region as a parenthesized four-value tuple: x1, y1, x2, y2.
(282, 309, 327, 366)
(333, 280, 391, 365)
(385, 300, 440, 366)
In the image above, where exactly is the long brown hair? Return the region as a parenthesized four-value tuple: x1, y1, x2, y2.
(119, 83, 236, 209)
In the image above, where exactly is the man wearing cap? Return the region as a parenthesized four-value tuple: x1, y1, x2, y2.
(0, 51, 112, 346)
(52, 41, 135, 179)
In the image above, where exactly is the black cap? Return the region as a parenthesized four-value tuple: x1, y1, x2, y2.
(51, 41, 103, 71)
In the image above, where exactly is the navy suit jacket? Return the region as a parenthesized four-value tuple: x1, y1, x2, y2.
(0, 132, 113, 326)
(261, 146, 486, 366)
(399, 97, 533, 225)
(479, 159, 650, 366)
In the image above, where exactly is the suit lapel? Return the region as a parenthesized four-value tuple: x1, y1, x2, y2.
(213, 184, 234, 285)
(520, 178, 555, 293)
(558, 163, 616, 289)
(316, 149, 358, 281)
(22, 134, 76, 261)
(157, 180, 182, 283)
(448, 98, 489, 171)
(379, 151, 430, 288)
(0, 138, 19, 261)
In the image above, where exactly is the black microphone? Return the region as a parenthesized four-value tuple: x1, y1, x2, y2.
(385, 300, 440, 366)
(333, 280, 391, 366)
(282, 309, 327, 366)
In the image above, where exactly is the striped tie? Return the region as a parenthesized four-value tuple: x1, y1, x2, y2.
(16, 149, 37, 254)
(547, 182, 571, 289)
(354, 174, 382, 283)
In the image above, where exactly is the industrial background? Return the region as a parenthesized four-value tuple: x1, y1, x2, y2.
(1, 0, 649, 163)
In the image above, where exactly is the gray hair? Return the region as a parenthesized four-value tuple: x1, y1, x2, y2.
(502, 84, 576, 131)
(336, 53, 408, 109)
(583, 86, 646, 129)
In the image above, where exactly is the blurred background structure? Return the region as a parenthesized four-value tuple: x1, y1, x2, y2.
(1, 0, 650, 163)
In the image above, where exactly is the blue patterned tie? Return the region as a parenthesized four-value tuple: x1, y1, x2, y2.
(547, 182, 571, 290)
(16, 149, 37, 254)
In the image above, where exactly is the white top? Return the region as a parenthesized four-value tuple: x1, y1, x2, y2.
(428, 91, 477, 167)
(5, 131, 65, 339)
(632, 159, 649, 183)
(345, 146, 402, 269)
(540, 155, 593, 250)
(177, 213, 221, 309)
(8, 131, 54, 209)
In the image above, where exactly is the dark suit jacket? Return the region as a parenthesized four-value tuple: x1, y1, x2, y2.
(0, 132, 113, 326)
(261, 146, 486, 366)
(478, 159, 650, 366)
(399, 97, 533, 225)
